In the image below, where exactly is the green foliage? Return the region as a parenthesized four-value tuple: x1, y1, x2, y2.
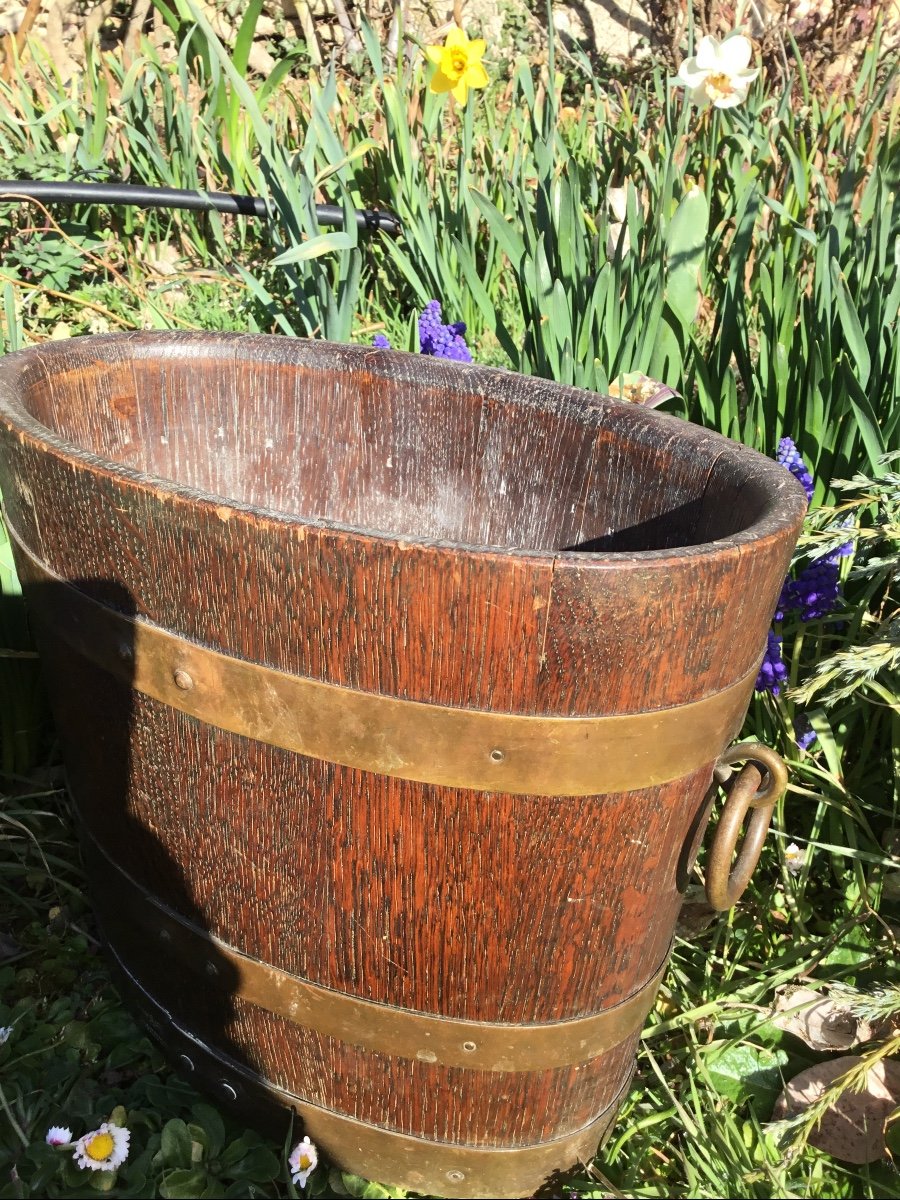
(0, 9, 894, 489)
(0, 11, 897, 1200)
(791, 465, 900, 711)
(704, 1042, 791, 1106)
(0, 283, 44, 776)
(0, 785, 285, 1199)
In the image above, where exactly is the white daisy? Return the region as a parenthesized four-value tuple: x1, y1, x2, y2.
(784, 842, 806, 875)
(72, 1122, 130, 1172)
(46, 1126, 73, 1146)
(288, 1136, 318, 1187)
(676, 33, 760, 109)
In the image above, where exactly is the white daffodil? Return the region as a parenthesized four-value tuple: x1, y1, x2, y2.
(288, 1136, 319, 1188)
(606, 186, 631, 258)
(72, 1123, 130, 1172)
(46, 1126, 73, 1146)
(676, 34, 760, 109)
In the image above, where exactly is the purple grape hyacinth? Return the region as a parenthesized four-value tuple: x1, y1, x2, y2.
(755, 439, 855, 696)
(776, 541, 853, 623)
(418, 299, 472, 362)
(776, 437, 814, 504)
(371, 301, 472, 361)
(756, 630, 788, 695)
(794, 715, 817, 750)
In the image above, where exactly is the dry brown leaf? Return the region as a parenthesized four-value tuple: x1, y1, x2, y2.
(773, 1057, 900, 1163)
(675, 882, 717, 939)
(772, 986, 873, 1051)
(145, 243, 181, 277)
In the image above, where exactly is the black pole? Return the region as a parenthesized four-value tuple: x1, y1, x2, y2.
(0, 180, 401, 236)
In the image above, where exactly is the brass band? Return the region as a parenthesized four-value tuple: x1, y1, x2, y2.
(87, 832, 669, 1072)
(110, 950, 625, 1200)
(9, 523, 755, 797)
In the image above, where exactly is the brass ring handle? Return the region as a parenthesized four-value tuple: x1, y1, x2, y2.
(705, 742, 789, 911)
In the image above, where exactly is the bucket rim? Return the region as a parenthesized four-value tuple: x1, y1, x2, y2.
(0, 330, 809, 565)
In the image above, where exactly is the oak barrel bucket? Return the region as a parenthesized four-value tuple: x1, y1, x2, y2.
(0, 333, 806, 1198)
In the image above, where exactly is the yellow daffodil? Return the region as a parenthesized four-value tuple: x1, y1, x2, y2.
(424, 27, 488, 105)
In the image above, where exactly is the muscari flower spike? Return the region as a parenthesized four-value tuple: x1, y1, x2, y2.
(755, 629, 788, 695)
(776, 436, 814, 504)
(757, 439, 855, 696)
(773, 438, 850, 623)
(72, 1123, 130, 1172)
(794, 714, 818, 751)
(372, 302, 472, 363)
(418, 299, 472, 362)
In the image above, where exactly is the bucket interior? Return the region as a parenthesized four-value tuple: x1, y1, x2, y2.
(13, 338, 775, 553)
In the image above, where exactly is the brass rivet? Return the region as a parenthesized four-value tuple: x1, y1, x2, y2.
(117, 642, 133, 662)
(158, 928, 172, 943)
(205, 961, 219, 978)
(490, 748, 505, 763)
(173, 668, 194, 691)
(446, 1171, 465, 1183)
(177, 1054, 194, 1072)
(462, 1040, 477, 1052)
(218, 1081, 238, 1101)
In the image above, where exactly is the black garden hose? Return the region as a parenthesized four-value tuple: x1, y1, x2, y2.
(0, 179, 402, 236)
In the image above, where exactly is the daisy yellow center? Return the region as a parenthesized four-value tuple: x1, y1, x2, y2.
(299, 1154, 312, 1169)
(85, 1133, 114, 1161)
(705, 72, 734, 101)
(444, 47, 468, 79)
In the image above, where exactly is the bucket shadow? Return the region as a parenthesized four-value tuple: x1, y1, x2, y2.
(19, 575, 284, 1130)
(675, 777, 719, 896)
(0, 592, 49, 776)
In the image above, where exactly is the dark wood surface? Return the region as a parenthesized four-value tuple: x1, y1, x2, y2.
(0, 333, 807, 1154)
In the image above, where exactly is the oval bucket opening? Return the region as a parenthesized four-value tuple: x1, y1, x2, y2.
(8, 333, 789, 555)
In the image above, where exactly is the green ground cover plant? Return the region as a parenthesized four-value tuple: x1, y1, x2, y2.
(0, 2, 898, 1196)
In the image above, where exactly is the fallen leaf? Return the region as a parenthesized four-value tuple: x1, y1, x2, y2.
(773, 1056, 900, 1163)
(675, 882, 717, 938)
(772, 986, 873, 1051)
(608, 371, 679, 408)
(145, 242, 181, 276)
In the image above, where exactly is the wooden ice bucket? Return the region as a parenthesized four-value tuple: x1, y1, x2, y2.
(0, 333, 806, 1197)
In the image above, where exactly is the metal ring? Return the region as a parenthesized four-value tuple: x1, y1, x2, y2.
(705, 742, 788, 911)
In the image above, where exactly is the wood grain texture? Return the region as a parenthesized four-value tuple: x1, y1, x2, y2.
(0, 333, 807, 1161)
